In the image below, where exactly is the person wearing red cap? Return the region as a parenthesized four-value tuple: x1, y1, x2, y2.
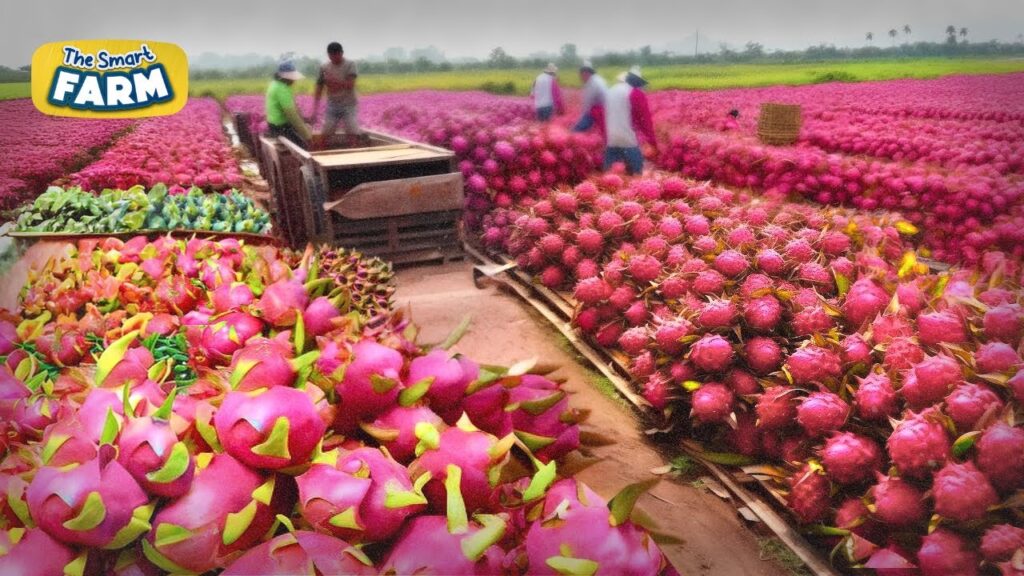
(530, 63, 565, 122)
(572, 60, 607, 141)
(603, 65, 657, 175)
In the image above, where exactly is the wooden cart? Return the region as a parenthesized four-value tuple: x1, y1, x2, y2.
(260, 130, 464, 264)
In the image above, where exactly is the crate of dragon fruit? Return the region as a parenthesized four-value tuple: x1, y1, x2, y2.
(262, 130, 464, 263)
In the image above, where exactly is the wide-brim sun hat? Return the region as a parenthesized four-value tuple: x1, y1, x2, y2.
(277, 60, 304, 81)
(620, 65, 648, 86)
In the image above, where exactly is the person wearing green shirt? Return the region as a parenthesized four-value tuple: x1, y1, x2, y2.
(265, 60, 312, 145)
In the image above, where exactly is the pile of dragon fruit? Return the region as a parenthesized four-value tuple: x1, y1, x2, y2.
(0, 235, 676, 575)
(0, 99, 133, 212)
(66, 98, 244, 193)
(480, 171, 1024, 575)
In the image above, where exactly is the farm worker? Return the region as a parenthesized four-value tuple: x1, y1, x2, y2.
(572, 60, 607, 139)
(603, 65, 657, 175)
(312, 41, 366, 147)
(530, 63, 564, 122)
(265, 59, 312, 146)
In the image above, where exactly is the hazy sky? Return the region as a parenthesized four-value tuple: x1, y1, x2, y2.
(2, 0, 1021, 66)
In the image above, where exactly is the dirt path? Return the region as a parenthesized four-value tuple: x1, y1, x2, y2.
(395, 260, 793, 576)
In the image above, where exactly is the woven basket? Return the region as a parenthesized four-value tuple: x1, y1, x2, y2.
(757, 103, 802, 145)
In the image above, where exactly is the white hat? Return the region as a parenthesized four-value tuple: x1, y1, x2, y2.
(618, 65, 647, 86)
(544, 62, 558, 74)
(276, 59, 304, 81)
(580, 60, 595, 72)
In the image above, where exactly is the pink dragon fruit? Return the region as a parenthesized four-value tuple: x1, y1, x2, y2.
(332, 339, 404, 432)
(362, 405, 447, 463)
(228, 333, 303, 391)
(883, 336, 926, 371)
(725, 368, 760, 395)
(869, 474, 926, 528)
(821, 432, 882, 485)
(215, 386, 326, 470)
(745, 337, 784, 375)
(787, 464, 831, 524)
(976, 342, 1021, 373)
(796, 392, 849, 437)
(691, 383, 735, 424)
(211, 282, 255, 313)
(944, 384, 1004, 430)
(574, 277, 612, 305)
(507, 377, 580, 463)
(118, 410, 195, 498)
(254, 279, 309, 327)
(411, 421, 513, 514)
(933, 461, 998, 521)
(984, 304, 1023, 345)
(917, 310, 968, 347)
(755, 386, 797, 430)
(406, 350, 477, 424)
(791, 306, 836, 336)
(786, 345, 842, 385)
(27, 451, 151, 548)
(981, 524, 1024, 562)
(872, 314, 914, 344)
(0, 527, 78, 575)
(523, 478, 669, 575)
(833, 498, 883, 543)
(296, 447, 426, 543)
(380, 505, 507, 573)
(901, 354, 962, 409)
(618, 327, 650, 355)
(194, 311, 264, 366)
(37, 417, 100, 467)
(143, 453, 295, 573)
(726, 411, 761, 456)
(743, 295, 783, 333)
(642, 373, 672, 410)
(917, 529, 980, 576)
(1011, 370, 1024, 404)
(713, 250, 748, 278)
(887, 409, 951, 478)
(628, 253, 662, 283)
(692, 269, 726, 295)
(97, 339, 154, 389)
(698, 299, 738, 330)
(976, 422, 1024, 492)
(854, 372, 898, 421)
(222, 530, 375, 575)
(302, 296, 342, 337)
(689, 334, 734, 373)
(0, 320, 16, 356)
(842, 279, 889, 327)
(653, 320, 691, 355)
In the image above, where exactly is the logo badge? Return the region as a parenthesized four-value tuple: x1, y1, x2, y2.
(32, 40, 188, 118)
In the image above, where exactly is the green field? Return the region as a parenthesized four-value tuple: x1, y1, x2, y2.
(2, 58, 1023, 102)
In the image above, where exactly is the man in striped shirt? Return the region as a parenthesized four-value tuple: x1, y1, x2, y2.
(603, 66, 657, 175)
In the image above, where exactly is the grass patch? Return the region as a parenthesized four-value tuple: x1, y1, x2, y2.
(758, 538, 812, 576)
(809, 70, 858, 83)
(588, 374, 633, 411)
(0, 83, 30, 100)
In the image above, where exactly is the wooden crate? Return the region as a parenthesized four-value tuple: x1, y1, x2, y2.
(271, 131, 465, 263)
(259, 135, 309, 247)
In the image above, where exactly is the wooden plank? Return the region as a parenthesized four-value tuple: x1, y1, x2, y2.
(313, 147, 450, 168)
(310, 143, 411, 156)
(323, 173, 464, 219)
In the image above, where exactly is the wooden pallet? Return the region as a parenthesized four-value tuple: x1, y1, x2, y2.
(463, 242, 840, 576)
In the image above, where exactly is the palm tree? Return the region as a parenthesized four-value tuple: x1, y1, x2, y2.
(902, 25, 912, 41)
(946, 25, 956, 37)
(888, 28, 898, 46)
(959, 27, 968, 41)
(866, 31, 874, 44)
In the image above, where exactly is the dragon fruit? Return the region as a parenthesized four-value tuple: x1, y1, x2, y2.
(380, 496, 507, 574)
(690, 383, 735, 424)
(215, 386, 326, 470)
(296, 447, 426, 543)
(981, 524, 1024, 562)
(755, 386, 797, 430)
(0, 527, 78, 575)
(932, 461, 998, 521)
(743, 295, 783, 333)
(523, 478, 668, 575)
(362, 405, 447, 463)
(254, 279, 309, 327)
(786, 345, 842, 386)
(745, 336, 784, 375)
(211, 282, 255, 313)
(406, 350, 477, 424)
(143, 453, 295, 573)
(944, 384, 1004, 430)
(97, 338, 153, 389)
(976, 422, 1024, 492)
(791, 306, 836, 336)
(869, 474, 926, 528)
(854, 372, 898, 421)
(833, 498, 882, 543)
(796, 392, 849, 437)
(37, 417, 100, 467)
(725, 368, 760, 395)
(507, 377, 581, 462)
(228, 333, 301, 391)
(618, 327, 650, 355)
(841, 279, 889, 327)
(713, 250, 748, 278)
(653, 320, 691, 355)
(411, 421, 513, 514)
(882, 336, 926, 371)
(332, 339, 404, 432)
(628, 254, 661, 283)
(698, 299, 738, 330)
(222, 530, 375, 575)
(887, 409, 951, 478)
(689, 334, 734, 373)
(917, 310, 968, 347)
(840, 334, 873, 367)
(193, 311, 264, 366)
(975, 342, 1021, 373)
(787, 464, 830, 524)
(117, 410, 195, 498)
(34, 326, 87, 367)
(821, 432, 882, 485)
(302, 297, 342, 337)
(984, 304, 1023, 344)
(917, 529, 980, 576)
(901, 354, 963, 409)
(27, 452, 151, 548)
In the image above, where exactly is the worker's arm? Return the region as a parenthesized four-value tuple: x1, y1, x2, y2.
(341, 61, 358, 90)
(277, 88, 312, 140)
(630, 89, 657, 150)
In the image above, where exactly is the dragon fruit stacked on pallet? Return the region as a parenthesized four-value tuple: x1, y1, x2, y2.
(0, 235, 675, 575)
(481, 171, 1024, 575)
